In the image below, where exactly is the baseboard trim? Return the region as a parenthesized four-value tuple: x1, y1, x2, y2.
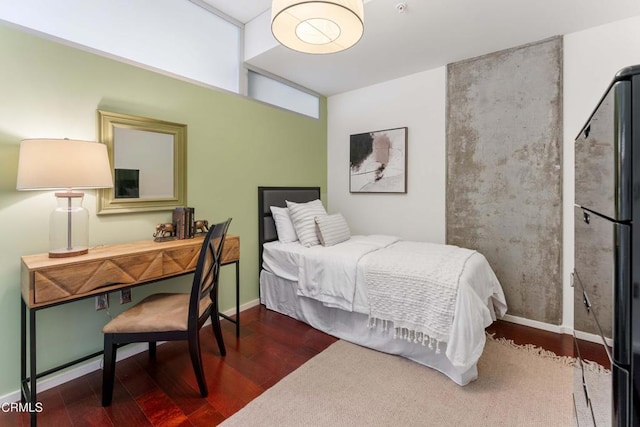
(574, 329, 613, 347)
(500, 314, 569, 335)
(500, 314, 610, 346)
(0, 298, 261, 405)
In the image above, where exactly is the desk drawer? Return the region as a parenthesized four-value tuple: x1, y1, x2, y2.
(32, 245, 203, 305)
(221, 235, 240, 264)
(22, 235, 239, 307)
(33, 251, 166, 304)
(163, 245, 200, 275)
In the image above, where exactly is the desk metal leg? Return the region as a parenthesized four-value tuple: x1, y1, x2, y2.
(21, 301, 38, 427)
(20, 299, 26, 404)
(235, 261, 240, 338)
(29, 308, 37, 427)
(21, 298, 38, 426)
(219, 260, 241, 338)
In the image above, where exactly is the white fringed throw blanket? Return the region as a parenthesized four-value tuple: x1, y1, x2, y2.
(365, 242, 476, 353)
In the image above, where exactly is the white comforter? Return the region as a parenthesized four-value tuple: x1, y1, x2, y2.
(296, 235, 399, 311)
(262, 235, 507, 371)
(366, 241, 477, 347)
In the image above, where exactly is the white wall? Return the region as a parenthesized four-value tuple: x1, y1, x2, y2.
(244, 9, 278, 61)
(0, 0, 241, 93)
(562, 15, 640, 328)
(327, 67, 446, 243)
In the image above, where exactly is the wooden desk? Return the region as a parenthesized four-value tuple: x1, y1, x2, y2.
(20, 235, 240, 426)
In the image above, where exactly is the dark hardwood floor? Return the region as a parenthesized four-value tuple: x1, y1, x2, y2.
(3, 305, 607, 426)
(486, 319, 610, 368)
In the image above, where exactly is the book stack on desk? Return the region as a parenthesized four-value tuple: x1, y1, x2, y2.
(173, 207, 195, 239)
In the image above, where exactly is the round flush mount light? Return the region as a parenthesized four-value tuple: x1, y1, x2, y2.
(271, 0, 364, 54)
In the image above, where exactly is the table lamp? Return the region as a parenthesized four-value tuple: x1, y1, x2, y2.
(16, 139, 113, 258)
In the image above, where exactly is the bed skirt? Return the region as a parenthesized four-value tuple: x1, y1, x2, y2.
(259, 270, 478, 386)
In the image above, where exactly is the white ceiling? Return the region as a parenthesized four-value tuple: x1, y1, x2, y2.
(201, 0, 271, 25)
(202, 0, 640, 96)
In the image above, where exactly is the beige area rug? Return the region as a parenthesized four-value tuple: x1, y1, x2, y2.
(221, 337, 609, 427)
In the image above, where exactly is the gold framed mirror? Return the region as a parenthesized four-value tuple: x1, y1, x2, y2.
(97, 110, 187, 214)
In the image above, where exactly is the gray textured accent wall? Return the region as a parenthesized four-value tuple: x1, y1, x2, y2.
(446, 37, 563, 324)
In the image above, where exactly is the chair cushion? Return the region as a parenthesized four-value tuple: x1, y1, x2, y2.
(102, 293, 208, 334)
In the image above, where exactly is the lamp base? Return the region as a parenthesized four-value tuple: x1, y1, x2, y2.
(49, 247, 89, 258)
(49, 191, 89, 259)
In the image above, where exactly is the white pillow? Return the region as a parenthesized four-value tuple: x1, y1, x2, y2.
(286, 199, 327, 247)
(270, 206, 298, 243)
(315, 214, 351, 246)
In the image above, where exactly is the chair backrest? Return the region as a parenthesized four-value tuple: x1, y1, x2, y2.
(189, 218, 232, 329)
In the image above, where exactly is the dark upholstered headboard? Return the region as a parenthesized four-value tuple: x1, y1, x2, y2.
(258, 186, 321, 271)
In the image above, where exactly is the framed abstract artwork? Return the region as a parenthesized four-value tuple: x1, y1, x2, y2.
(349, 127, 407, 193)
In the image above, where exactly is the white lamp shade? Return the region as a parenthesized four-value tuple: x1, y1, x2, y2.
(16, 139, 113, 190)
(272, 0, 364, 54)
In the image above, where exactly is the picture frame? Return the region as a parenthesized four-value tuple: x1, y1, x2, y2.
(349, 127, 407, 193)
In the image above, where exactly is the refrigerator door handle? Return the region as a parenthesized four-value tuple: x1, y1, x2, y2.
(583, 291, 591, 312)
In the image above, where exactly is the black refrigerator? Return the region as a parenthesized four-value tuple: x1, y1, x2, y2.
(574, 65, 640, 426)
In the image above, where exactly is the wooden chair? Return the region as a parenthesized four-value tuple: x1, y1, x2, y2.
(101, 218, 232, 406)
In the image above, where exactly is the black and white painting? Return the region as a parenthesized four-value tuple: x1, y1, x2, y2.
(349, 127, 407, 193)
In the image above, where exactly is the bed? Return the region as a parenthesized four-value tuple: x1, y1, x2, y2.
(258, 186, 507, 385)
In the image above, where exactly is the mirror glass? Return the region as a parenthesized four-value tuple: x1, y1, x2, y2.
(97, 110, 187, 214)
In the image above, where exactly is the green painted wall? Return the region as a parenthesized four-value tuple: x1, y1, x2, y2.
(0, 25, 327, 397)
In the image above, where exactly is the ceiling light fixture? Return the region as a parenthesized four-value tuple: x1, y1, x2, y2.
(271, 0, 364, 54)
